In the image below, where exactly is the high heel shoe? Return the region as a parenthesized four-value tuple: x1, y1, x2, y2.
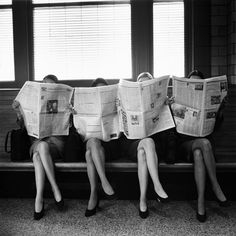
(104, 192, 118, 201)
(139, 208, 149, 219)
(85, 198, 100, 217)
(55, 198, 64, 211)
(196, 211, 206, 223)
(155, 192, 169, 203)
(216, 198, 230, 207)
(34, 202, 44, 220)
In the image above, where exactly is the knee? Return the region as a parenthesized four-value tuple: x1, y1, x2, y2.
(139, 138, 155, 150)
(32, 152, 41, 163)
(192, 138, 212, 152)
(36, 141, 49, 154)
(193, 149, 203, 162)
(86, 138, 101, 151)
(137, 148, 146, 164)
(85, 150, 93, 163)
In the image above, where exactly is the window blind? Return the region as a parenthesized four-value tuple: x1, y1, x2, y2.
(153, 1, 184, 77)
(0, 0, 12, 5)
(33, 3, 131, 81)
(0, 7, 15, 81)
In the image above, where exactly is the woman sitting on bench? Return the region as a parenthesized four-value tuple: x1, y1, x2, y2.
(12, 74, 65, 220)
(84, 78, 119, 217)
(173, 70, 229, 222)
(119, 72, 169, 219)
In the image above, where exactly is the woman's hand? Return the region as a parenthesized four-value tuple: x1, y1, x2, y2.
(165, 96, 175, 105)
(12, 100, 20, 110)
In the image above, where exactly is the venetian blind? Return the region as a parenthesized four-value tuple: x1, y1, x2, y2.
(0, 1, 15, 81)
(33, 3, 131, 81)
(153, 1, 184, 77)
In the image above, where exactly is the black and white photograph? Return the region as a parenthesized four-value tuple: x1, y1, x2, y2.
(0, 0, 236, 235)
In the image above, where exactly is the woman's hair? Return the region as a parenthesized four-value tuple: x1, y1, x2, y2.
(43, 74, 58, 83)
(187, 70, 204, 79)
(91, 78, 108, 87)
(137, 72, 153, 82)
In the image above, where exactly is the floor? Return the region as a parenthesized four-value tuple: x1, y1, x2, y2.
(0, 199, 236, 236)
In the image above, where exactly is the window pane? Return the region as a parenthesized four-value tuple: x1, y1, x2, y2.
(153, 1, 184, 77)
(0, 9, 15, 81)
(0, 1, 12, 5)
(33, 4, 131, 80)
(33, 0, 129, 4)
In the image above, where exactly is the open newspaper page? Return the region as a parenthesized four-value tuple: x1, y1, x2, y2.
(201, 75, 228, 136)
(38, 82, 73, 138)
(73, 84, 119, 142)
(15, 81, 40, 137)
(172, 75, 227, 137)
(118, 76, 175, 139)
(15, 81, 73, 139)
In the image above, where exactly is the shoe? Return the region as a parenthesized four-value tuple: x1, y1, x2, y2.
(196, 211, 206, 223)
(34, 202, 44, 220)
(104, 192, 118, 201)
(55, 198, 64, 211)
(139, 208, 149, 219)
(216, 198, 230, 207)
(155, 192, 169, 203)
(85, 198, 99, 217)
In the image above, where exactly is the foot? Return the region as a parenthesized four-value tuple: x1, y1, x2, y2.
(101, 182, 115, 196)
(34, 202, 44, 220)
(88, 193, 98, 210)
(196, 211, 206, 223)
(35, 198, 44, 213)
(139, 200, 147, 212)
(212, 185, 227, 202)
(154, 186, 168, 199)
(85, 198, 99, 217)
(139, 208, 149, 219)
(52, 188, 62, 203)
(197, 199, 205, 216)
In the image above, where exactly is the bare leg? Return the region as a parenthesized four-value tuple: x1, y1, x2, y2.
(137, 148, 148, 212)
(33, 152, 46, 212)
(138, 138, 168, 199)
(192, 139, 226, 202)
(85, 149, 98, 210)
(35, 141, 62, 202)
(193, 149, 206, 215)
(86, 138, 114, 195)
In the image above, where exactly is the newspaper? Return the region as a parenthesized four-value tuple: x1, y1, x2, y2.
(15, 81, 73, 139)
(118, 76, 175, 139)
(73, 84, 120, 141)
(171, 75, 228, 137)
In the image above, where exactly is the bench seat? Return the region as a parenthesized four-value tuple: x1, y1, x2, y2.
(1, 154, 236, 173)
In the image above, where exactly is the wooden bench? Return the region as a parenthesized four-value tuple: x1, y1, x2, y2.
(0, 86, 236, 173)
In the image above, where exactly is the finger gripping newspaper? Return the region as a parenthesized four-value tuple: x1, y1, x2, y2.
(14, 81, 74, 139)
(118, 76, 175, 139)
(73, 84, 120, 142)
(171, 75, 228, 137)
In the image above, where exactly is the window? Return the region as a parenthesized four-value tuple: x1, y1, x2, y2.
(33, 1, 131, 81)
(0, 0, 14, 82)
(153, 1, 184, 77)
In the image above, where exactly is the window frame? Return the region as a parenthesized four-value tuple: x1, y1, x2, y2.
(1, 0, 195, 88)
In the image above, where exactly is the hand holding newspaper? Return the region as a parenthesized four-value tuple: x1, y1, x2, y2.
(171, 75, 228, 137)
(14, 81, 74, 139)
(118, 76, 175, 139)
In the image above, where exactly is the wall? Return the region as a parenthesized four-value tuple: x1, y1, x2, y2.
(211, 0, 236, 84)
